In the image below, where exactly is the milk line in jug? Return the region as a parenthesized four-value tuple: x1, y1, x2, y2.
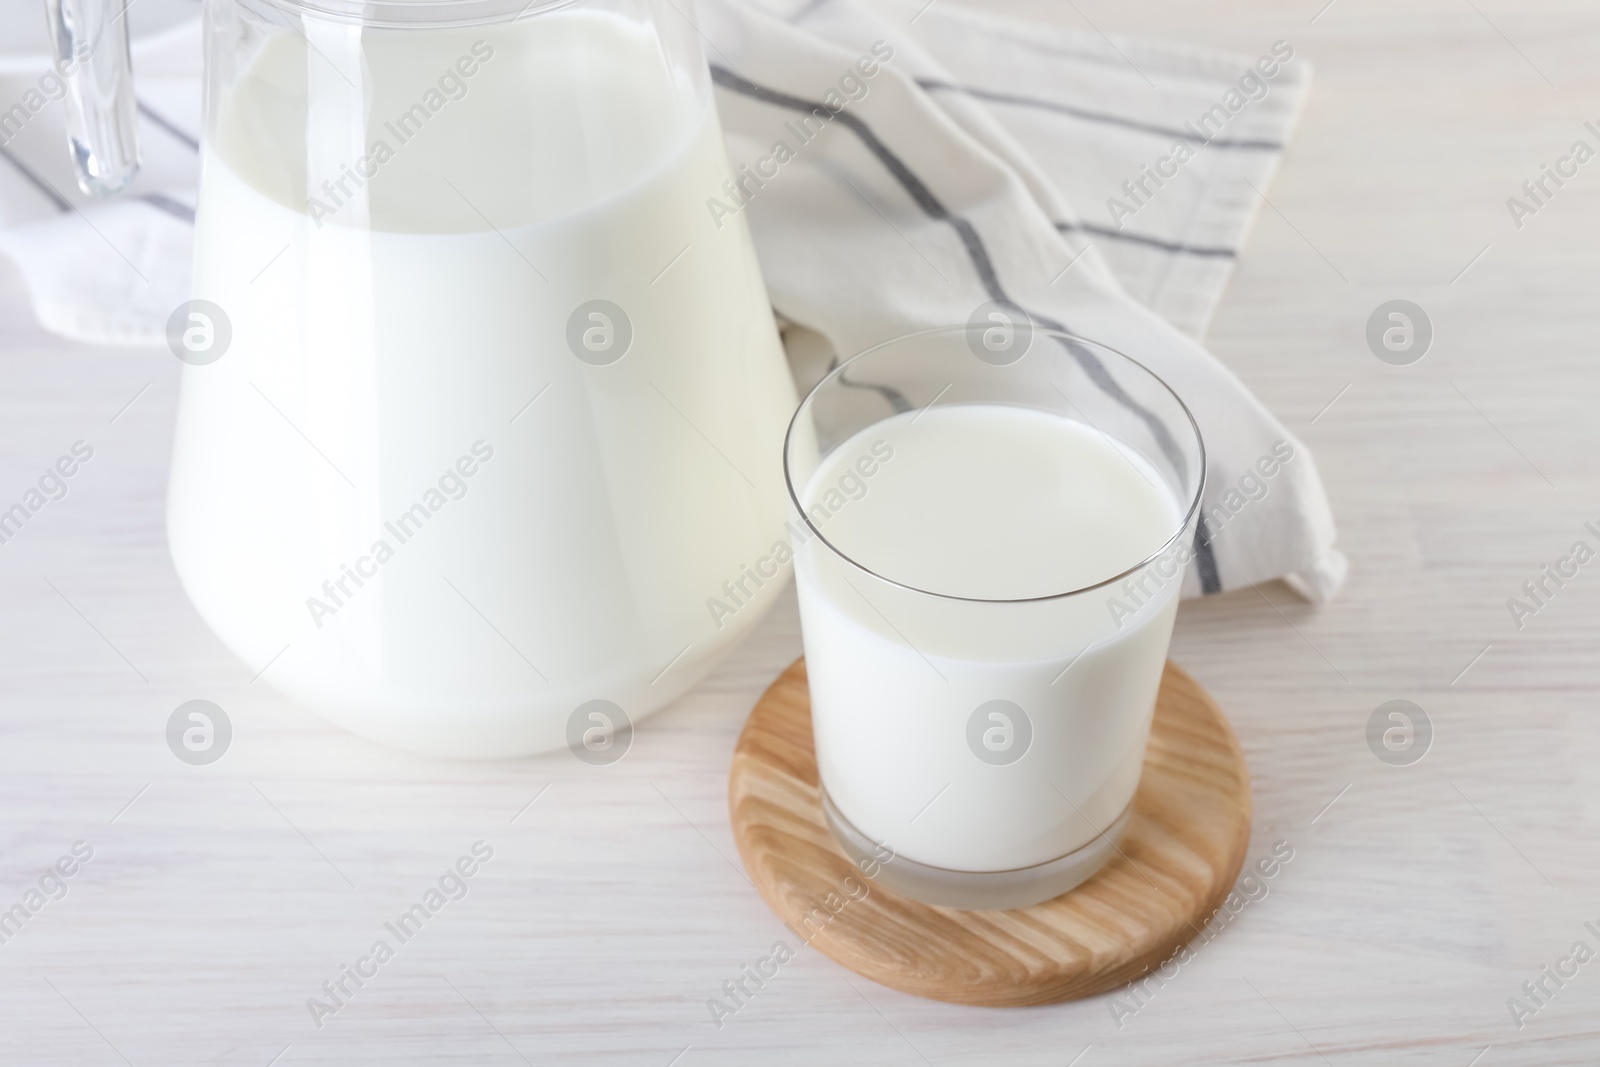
(304, 441, 495, 629)
(307, 41, 497, 228)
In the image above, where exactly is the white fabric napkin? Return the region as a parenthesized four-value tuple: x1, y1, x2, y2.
(0, 0, 1345, 602)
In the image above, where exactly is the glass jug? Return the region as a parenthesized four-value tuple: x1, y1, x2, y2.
(52, 0, 798, 756)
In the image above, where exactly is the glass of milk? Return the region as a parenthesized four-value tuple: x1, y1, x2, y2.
(785, 324, 1205, 910)
(142, 0, 802, 755)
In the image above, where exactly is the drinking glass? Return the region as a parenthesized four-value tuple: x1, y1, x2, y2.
(784, 324, 1205, 909)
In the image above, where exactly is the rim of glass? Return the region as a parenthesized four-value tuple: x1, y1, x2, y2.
(782, 325, 1208, 605)
(245, 0, 581, 28)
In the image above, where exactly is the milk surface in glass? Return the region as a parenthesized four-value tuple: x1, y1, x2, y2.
(796, 404, 1183, 872)
(169, 12, 797, 755)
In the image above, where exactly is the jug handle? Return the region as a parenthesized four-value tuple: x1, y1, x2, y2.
(44, 0, 140, 196)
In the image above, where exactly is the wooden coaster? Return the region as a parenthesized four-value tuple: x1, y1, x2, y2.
(728, 658, 1252, 1007)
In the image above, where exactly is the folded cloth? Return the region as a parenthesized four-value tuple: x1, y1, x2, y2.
(0, 0, 1345, 603)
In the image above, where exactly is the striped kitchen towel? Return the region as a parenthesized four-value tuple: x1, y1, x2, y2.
(706, 0, 1342, 602)
(0, 0, 1344, 602)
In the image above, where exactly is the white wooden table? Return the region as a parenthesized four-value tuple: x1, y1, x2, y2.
(4, 1, 1599, 1064)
